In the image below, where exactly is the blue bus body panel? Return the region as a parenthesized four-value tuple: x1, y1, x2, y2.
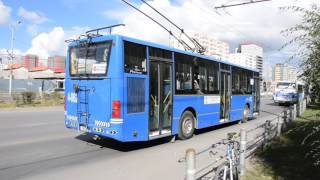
(172, 95, 220, 133)
(122, 73, 149, 141)
(230, 95, 254, 120)
(65, 35, 129, 142)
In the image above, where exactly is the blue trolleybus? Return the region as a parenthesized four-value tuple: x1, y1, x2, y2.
(64, 34, 260, 141)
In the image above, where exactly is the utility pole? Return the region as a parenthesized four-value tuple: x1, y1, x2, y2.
(214, 0, 272, 9)
(8, 20, 22, 97)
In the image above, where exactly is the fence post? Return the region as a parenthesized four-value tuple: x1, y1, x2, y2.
(239, 128, 247, 176)
(299, 101, 303, 116)
(283, 110, 288, 125)
(287, 110, 291, 124)
(277, 115, 283, 137)
(297, 101, 300, 116)
(293, 104, 297, 121)
(186, 148, 196, 180)
(289, 106, 293, 122)
(263, 120, 271, 149)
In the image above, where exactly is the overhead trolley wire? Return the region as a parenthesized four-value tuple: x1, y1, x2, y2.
(214, 0, 272, 9)
(121, 0, 196, 52)
(140, 0, 206, 54)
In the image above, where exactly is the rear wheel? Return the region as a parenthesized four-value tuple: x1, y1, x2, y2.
(242, 105, 250, 123)
(214, 163, 238, 180)
(178, 111, 195, 140)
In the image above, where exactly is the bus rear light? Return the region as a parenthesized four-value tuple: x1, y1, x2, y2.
(112, 100, 121, 119)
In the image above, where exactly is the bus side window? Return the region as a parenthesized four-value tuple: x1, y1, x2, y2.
(232, 67, 241, 94)
(208, 62, 219, 94)
(124, 41, 147, 74)
(175, 53, 193, 94)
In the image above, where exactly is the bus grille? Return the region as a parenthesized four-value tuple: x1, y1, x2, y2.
(127, 78, 145, 113)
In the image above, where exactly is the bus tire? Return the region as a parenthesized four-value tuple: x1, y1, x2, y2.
(178, 111, 195, 140)
(242, 105, 250, 123)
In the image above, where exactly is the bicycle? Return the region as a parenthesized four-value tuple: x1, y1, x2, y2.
(213, 132, 240, 180)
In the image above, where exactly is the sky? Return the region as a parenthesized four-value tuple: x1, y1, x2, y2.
(0, 0, 318, 69)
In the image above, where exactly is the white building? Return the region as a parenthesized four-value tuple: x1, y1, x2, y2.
(229, 53, 256, 69)
(263, 64, 273, 81)
(190, 33, 230, 60)
(272, 63, 298, 82)
(237, 44, 263, 77)
(1, 66, 29, 80)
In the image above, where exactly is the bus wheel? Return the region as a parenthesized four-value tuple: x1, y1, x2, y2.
(178, 111, 195, 140)
(242, 105, 250, 123)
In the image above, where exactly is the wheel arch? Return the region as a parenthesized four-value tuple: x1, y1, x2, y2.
(181, 107, 198, 129)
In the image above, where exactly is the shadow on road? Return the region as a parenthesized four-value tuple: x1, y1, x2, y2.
(194, 120, 239, 135)
(74, 120, 243, 152)
(75, 134, 173, 152)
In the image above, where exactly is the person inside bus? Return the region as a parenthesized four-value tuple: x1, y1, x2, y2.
(176, 73, 183, 90)
(193, 79, 203, 94)
(240, 87, 247, 95)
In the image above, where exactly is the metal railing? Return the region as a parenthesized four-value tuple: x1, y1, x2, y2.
(180, 99, 308, 180)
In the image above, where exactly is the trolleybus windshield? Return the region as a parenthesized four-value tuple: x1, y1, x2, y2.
(69, 41, 112, 76)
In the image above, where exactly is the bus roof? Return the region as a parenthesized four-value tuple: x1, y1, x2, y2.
(68, 34, 259, 73)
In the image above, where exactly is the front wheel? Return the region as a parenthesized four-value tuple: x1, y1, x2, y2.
(178, 111, 195, 140)
(214, 163, 238, 180)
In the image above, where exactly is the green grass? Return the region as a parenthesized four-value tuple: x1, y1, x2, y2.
(243, 103, 320, 180)
(0, 101, 17, 108)
(0, 92, 63, 109)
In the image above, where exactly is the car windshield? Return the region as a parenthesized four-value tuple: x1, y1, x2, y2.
(69, 41, 112, 76)
(277, 82, 296, 89)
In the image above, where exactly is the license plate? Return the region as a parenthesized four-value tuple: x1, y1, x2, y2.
(79, 125, 88, 132)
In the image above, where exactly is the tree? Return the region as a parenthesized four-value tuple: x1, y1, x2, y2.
(281, 3, 320, 169)
(281, 4, 320, 100)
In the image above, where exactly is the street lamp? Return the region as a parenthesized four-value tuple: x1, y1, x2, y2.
(8, 20, 22, 97)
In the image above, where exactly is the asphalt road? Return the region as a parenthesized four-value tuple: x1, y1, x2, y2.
(0, 99, 287, 180)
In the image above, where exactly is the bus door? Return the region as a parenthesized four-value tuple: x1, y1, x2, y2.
(220, 71, 231, 122)
(149, 59, 172, 138)
(253, 75, 260, 113)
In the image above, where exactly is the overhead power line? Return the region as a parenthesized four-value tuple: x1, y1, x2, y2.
(121, 0, 206, 54)
(214, 0, 272, 9)
(140, 0, 206, 54)
(121, 0, 193, 51)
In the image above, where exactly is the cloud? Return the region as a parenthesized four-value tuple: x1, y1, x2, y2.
(113, 0, 317, 61)
(26, 26, 90, 58)
(0, 0, 11, 25)
(18, 7, 48, 24)
(18, 7, 48, 35)
(26, 27, 65, 58)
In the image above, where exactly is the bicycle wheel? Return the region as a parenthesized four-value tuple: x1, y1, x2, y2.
(213, 164, 229, 180)
(213, 163, 239, 180)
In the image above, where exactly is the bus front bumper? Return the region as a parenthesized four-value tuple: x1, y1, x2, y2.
(274, 97, 298, 104)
